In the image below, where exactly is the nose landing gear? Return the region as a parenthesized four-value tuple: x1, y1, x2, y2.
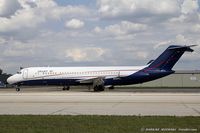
(15, 85, 20, 92)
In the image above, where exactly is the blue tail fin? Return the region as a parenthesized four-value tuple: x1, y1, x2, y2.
(146, 45, 195, 71)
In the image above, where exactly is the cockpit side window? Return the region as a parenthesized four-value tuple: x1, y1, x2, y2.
(17, 71, 22, 74)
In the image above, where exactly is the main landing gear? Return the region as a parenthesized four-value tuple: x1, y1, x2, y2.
(93, 85, 105, 92)
(93, 85, 114, 92)
(63, 86, 70, 91)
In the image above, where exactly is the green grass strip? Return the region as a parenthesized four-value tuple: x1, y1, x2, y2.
(0, 115, 199, 133)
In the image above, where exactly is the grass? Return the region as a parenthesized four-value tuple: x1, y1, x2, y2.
(0, 115, 199, 133)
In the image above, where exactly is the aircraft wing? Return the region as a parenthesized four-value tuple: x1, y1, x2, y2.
(78, 77, 105, 84)
(77, 75, 121, 84)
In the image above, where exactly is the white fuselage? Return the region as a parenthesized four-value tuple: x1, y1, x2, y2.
(7, 66, 147, 85)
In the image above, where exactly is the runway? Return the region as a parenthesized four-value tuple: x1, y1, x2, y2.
(0, 88, 199, 116)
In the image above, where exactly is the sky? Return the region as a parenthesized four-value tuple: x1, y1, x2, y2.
(0, 0, 200, 74)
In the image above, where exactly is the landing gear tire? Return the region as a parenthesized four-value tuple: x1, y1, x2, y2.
(16, 87, 20, 92)
(94, 85, 105, 92)
(63, 86, 70, 91)
(108, 86, 114, 90)
(66, 86, 70, 90)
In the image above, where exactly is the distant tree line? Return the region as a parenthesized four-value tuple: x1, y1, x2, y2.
(0, 69, 12, 85)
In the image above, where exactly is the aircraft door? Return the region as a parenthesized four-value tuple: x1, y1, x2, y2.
(118, 71, 121, 77)
(23, 69, 28, 79)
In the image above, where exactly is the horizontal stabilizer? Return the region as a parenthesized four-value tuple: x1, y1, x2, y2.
(168, 45, 197, 52)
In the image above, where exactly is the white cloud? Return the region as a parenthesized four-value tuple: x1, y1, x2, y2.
(94, 26, 102, 33)
(65, 19, 85, 29)
(181, 0, 199, 14)
(0, 0, 89, 32)
(0, 9, 45, 32)
(94, 21, 147, 36)
(31, 0, 56, 8)
(106, 21, 147, 34)
(169, 0, 199, 24)
(65, 47, 105, 62)
(97, 0, 181, 18)
(175, 34, 187, 44)
(191, 24, 200, 32)
(0, 0, 21, 17)
(136, 51, 148, 59)
(2, 41, 35, 57)
(0, 37, 7, 44)
(154, 40, 173, 49)
(169, 15, 187, 23)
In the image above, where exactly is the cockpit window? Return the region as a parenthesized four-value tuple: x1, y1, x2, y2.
(17, 71, 22, 74)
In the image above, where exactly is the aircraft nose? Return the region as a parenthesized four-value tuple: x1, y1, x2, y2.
(7, 76, 15, 84)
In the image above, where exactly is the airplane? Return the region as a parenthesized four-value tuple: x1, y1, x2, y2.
(7, 45, 195, 92)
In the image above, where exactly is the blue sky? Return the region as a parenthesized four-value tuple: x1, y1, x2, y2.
(0, 0, 200, 74)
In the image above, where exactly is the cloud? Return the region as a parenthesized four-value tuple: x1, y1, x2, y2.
(136, 51, 148, 59)
(167, 0, 199, 24)
(154, 40, 173, 49)
(175, 34, 187, 44)
(0, 0, 21, 17)
(0, 37, 7, 44)
(65, 47, 105, 62)
(105, 21, 147, 34)
(169, 15, 187, 23)
(0, 0, 89, 32)
(1, 39, 41, 57)
(181, 0, 199, 14)
(94, 21, 147, 37)
(65, 19, 85, 29)
(191, 24, 200, 32)
(94, 26, 102, 33)
(0, 9, 45, 32)
(97, 0, 181, 19)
